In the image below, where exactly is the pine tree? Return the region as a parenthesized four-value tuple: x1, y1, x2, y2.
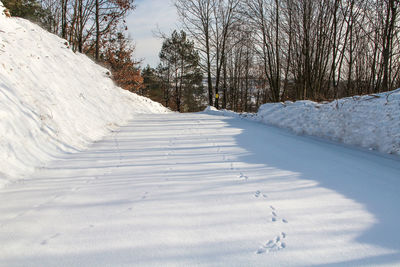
(159, 30, 204, 112)
(142, 65, 163, 101)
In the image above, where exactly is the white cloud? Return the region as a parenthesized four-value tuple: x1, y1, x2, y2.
(127, 0, 179, 67)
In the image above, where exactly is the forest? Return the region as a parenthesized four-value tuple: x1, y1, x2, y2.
(3, 0, 400, 112)
(170, 0, 400, 112)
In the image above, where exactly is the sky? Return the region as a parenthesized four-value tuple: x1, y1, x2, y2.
(126, 0, 179, 68)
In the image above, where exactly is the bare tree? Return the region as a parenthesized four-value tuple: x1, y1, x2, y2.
(175, 0, 215, 106)
(173, 0, 400, 110)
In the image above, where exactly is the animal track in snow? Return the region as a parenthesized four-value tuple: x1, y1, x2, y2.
(252, 193, 289, 254)
(269, 206, 288, 224)
(254, 191, 267, 199)
(141, 192, 149, 199)
(271, 206, 278, 222)
(256, 232, 287, 254)
(238, 172, 248, 181)
(40, 233, 61, 245)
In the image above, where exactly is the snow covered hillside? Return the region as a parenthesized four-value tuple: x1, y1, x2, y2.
(0, 5, 168, 186)
(205, 90, 400, 156)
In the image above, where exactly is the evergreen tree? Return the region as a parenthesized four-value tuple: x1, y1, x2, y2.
(142, 65, 163, 101)
(159, 30, 204, 112)
(156, 63, 172, 108)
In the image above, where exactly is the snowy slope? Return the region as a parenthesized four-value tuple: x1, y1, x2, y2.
(205, 90, 400, 156)
(0, 5, 169, 186)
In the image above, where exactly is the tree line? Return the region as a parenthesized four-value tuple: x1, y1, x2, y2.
(161, 0, 400, 112)
(5, 0, 400, 112)
(3, 0, 143, 93)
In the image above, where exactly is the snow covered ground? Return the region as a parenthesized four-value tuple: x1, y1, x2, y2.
(0, 6, 168, 186)
(0, 113, 399, 266)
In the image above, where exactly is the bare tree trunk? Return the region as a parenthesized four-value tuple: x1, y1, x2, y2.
(222, 57, 227, 109)
(77, 0, 83, 53)
(61, 0, 68, 39)
(382, 0, 398, 92)
(95, 0, 100, 60)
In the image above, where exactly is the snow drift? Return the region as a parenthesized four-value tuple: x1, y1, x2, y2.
(205, 90, 400, 156)
(0, 5, 169, 187)
(258, 90, 400, 155)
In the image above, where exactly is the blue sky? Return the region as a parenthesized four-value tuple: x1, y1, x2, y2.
(126, 0, 179, 68)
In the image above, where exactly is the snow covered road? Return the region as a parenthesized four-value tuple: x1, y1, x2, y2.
(1, 113, 400, 266)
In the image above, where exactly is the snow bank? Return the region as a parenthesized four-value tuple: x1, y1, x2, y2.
(203, 106, 256, 120)
(258, 90, 400, 155)
(204, 90, 400, 156)
(0, 8, 169, 186)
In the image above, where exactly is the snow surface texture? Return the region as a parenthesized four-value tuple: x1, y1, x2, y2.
(205, 90, 400, 156)
(1, 113, 399, 266)
(0, 8, 169, 186)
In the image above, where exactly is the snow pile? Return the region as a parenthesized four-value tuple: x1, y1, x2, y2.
(203, 106, 218, 113)
(203, 106, 257, 120)
(0, 9, 169, 186)
(258, 90, 400, 155)
(204, 90, 400, 156)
